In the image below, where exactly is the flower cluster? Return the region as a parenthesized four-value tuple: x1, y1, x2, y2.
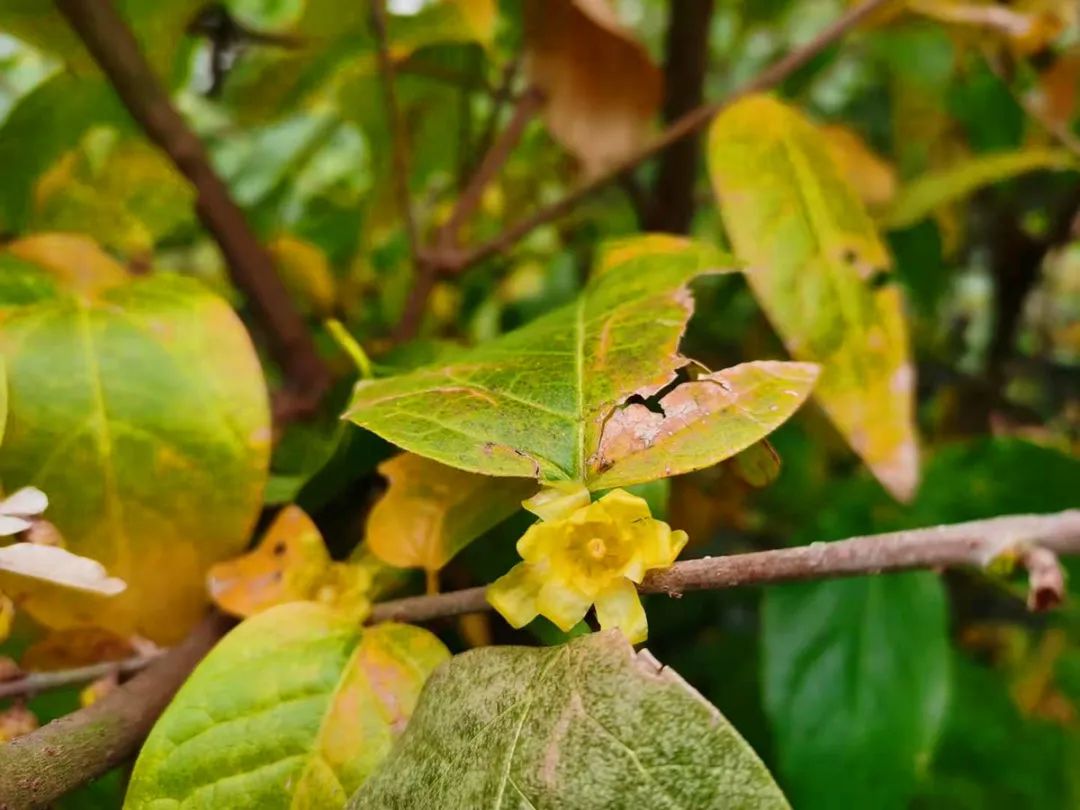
(487, 486, 687, 644)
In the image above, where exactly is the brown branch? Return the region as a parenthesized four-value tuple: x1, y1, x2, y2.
(1023, 546, 1066, 611)
(0, 652, 164, 701)
(54, 0, 331, 412)
(645, 0, 715, 233)
(0, 612, 231, 809)
(371, 510, 1080, 623)
(431, 0, 895, 273)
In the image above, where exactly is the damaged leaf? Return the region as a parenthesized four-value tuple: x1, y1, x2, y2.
(346, 235, 816, 490)
(708, 95, 919, 501)
(366, 453, 535, 572)
(126, 603, 450, 809)
(347, 631, 789, 808)
(524, 0, 662, 176)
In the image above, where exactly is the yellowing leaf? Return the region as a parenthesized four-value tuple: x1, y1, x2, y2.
(346, 236, 817, 490)
(208, 505, 371, 619)
(126, 604, 450, 808)
(0, 269, 270, 644)
(20, 627, 136, 671)
(268, 234, 338, 317)
(524, 0, 662, 176)
(821, 124, 898, 209)
(366, 453, 535, 571)
(708, 95, 919, 501)
(6, 233, 130, 297)
(883, 148, 1077, 230)
(908, 0, 1071, 54)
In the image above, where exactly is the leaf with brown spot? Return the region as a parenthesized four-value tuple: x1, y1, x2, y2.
(366, 453, 535, 572)
(347, 631, 789, 808)
(524, 0, 662, 176)
(346, 236, 816, 490)
(709, 95, 920, 500)
(126, 604, 450, 808)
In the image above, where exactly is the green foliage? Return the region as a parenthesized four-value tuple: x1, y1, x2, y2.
(126, 604, 449, 808)
(348, 631, 789, 809)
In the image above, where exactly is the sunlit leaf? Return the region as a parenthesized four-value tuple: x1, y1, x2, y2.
(708, 94, 919, 500)
(348, 631, 789, 808)
(0, 265, 270, 644)
(365, 452, 535, 571)
(6, 233, 131, 297)
(907, 0, 1069, 54)
(346, 235, 817, 489)
(882, 148, 1077, 230)
(821, 124, 897, 210)
(524, 0, 662, 176)
(126, 603, 450, 808)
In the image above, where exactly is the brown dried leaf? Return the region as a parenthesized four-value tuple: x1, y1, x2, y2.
(524, 0, 661, 176)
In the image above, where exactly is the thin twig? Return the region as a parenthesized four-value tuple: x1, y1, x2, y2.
(371, 0, 421, 271)
(0, 652, 165, 701)
(54, 0, 331, 413)
(432, 0, 895, 273)
(370, 510, 1080, 623)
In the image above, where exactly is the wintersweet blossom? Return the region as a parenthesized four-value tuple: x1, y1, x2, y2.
(487, 486, 688, 644)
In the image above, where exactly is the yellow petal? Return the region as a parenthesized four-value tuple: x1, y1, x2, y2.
(537, 578, 592, 631)
(637, 523, 689, 571)
(487, 563, 541, 628)
(523, 481, 590, 521)
(516, 522, 562, 562)
(594, 578, 648, 644)
(597, 488, 652, 522)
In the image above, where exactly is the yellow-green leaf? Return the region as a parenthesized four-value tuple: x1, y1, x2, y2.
(346, 235, 817, 490)
(708, 95, 919, 500)
(125, 603, 450, 809)
(348, 631, 789, 808)
(0, 265, 270, 644)
(882, 148, 1078, 230)
(366, 453, 535, 571)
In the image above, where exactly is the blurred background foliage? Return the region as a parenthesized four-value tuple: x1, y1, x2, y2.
(0, 0, 1078, 806)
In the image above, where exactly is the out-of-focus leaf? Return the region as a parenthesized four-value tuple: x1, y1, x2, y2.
(6, 234, 131, 297)
(0, 74, 131, 231)
(20, 627, 135, 671)
(764, 573, 949, 809)
(366, 452, 534, 571)
(0, 354, 6, 450)
(0, 703, 37, 743)
(207, 505, 371, 619)
(0, 544, 126, 595)
(125, 603, 449, 809)
(883, 148, 1077, 230)
(31, 139, 195, 256)
(0, 267, 270, 644)
(708, 94, 919, 501)
(821, 124, 897, 209)
(346, 235, 817, 489)
(908, 0, 1070, 54)
(524, 0, 661, 176)
(348, 631, 789, 808)
(267, 234, 338, 317)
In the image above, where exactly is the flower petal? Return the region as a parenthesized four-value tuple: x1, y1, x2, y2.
(537, 578, 592, 631)
(597, 489, 652, 522)
(487, 563, 541, 628)
(523, 482, 590, 522)
(594, 578, 648, 644)
(637, 522, 689, 570)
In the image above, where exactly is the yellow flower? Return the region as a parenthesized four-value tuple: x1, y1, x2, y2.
(487, 487, 687, 644)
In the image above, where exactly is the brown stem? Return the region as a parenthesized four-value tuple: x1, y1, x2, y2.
(435, 0, 895, 273)
(0, 612, 231, 809)
(1023, 546, 1066, 611)
(54, 0, 331, 411)
(371, 510, 1080, 622)
(645, 0, 715, 233)
(0, 653, 164, 701)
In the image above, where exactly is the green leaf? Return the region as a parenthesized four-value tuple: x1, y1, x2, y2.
(0, 267, 269, 644)
(126, 603, 450, 809)
(0, 73, 131, 232)
(345, 235, 818, 489)
(708, 94, 918, 501)
(348, 631, 789, 809)
(763, 573, 949, 809)
(883, 148, 1077, 230)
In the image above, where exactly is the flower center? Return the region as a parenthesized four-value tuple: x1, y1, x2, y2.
(585, 536, 607, 561)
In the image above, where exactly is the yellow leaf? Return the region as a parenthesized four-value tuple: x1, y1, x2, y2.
(20, 627, 136, 671)
(6, 234, 129, 298)
(268, 234, 338, 317)
(524, 0, 662, 176)
(208, 505, 371, 619)
(907, 0, 1071, 54)
(821, 124, 898, 210)
(708, 95, 919, 500)
(366, 453, 535, 571)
